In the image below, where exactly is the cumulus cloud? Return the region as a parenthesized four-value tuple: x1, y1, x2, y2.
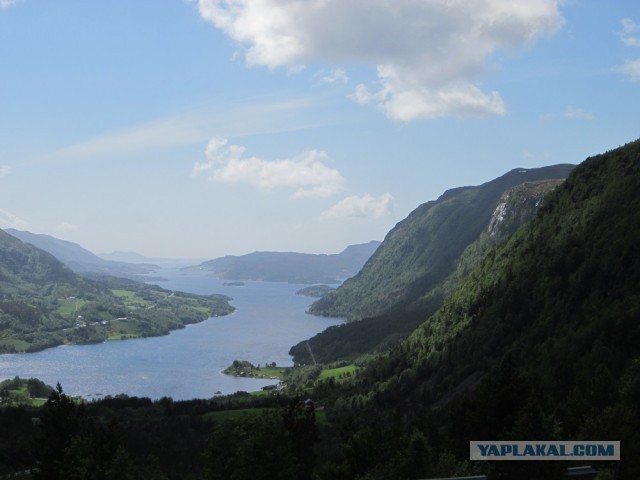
(194, 137, 345, 198)
(321, 192, 393, 220)
(198, 0, 562, 120)
(0, 208, 28, 229)
(0, 0, 17, 8)
(0, 166, 10, 177)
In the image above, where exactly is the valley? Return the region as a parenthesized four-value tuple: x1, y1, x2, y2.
(0, 141, 638, 479)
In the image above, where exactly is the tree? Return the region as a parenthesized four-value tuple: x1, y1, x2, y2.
(36, 383, 85, 480)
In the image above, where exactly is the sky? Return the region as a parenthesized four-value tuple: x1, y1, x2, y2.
(0, 0, 639, 260)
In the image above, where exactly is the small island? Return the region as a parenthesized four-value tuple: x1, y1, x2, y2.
(296, 284, 335, 298)
(223, 360, 288, 380)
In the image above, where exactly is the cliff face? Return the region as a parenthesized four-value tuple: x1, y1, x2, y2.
(318, 140, 640, 480)
(309, 165, 574, 322)
(487, 179, 564, 238)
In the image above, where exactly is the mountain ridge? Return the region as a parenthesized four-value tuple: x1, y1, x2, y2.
(290, 177, 568, 364)
(325, 140, 640, 478)
(188, 240, 381, 284)
(0, 229, 233, 353)
(310, 164, 575, 321)
(5, 229, 159, 277)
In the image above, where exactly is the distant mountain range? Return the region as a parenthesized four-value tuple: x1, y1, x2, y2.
(5, 229, 159, 277)
(98, 251, 200, 266)
(187, 241, 382, 284)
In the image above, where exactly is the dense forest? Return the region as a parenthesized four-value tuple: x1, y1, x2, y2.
(0, 141, 638, 479)
(292, 169, 573, 364)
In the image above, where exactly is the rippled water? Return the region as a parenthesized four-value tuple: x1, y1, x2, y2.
(0, 269, 342, 400)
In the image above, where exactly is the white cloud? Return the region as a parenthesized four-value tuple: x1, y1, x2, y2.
(616, 18, 640, 81)
(320, 69, 348, 85)
(0, 0, 17, 8)
(194, 137, 345, 198)
(198, 0, 562, 121)
(617, 58, 640, 81)
(541, 105, 594, 121)
(0, 166, 10, 177)
(563, 105, 594, 120)
(619, 18, 640, 48)
(0, 208, 28, 229)
(44, 99, 314, 162)
(321, 192, 393, 220)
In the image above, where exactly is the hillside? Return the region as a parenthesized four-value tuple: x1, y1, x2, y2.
(321, 140, 640, 478)
(5, 229, 159, 277)
(0, 142, 636, 480)
(0, 230, 234, 353)
(290, 173, 571, 364)
(0, 228, 79, 296)
(309, 164, 575, 321)
(188, 241, 381, 284)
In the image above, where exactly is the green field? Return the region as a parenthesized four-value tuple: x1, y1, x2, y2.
(257, 366, 289, 379)
(0, 338, 30, 352)
(111, 289, 136, 299)
(56, 298, 87, 316)
(111, 289, 155, 309)
(317, 365, 359, 382)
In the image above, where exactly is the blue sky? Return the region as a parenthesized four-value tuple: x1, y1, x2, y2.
(1, 0, 638, 259)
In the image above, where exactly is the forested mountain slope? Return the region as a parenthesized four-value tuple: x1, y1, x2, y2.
(0, 228, 80, 297)
(0, 230, 233, 353)
(325, 140, 640, 479)
(5, 229, 158, 276)
(310, 164, 575, 321)
(291, 170, 571, 364)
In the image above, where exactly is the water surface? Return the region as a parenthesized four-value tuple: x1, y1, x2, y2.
(0, 269, 342, 400)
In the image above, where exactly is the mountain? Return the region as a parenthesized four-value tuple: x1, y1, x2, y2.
(98, 251, 198, 266)
(309, 164, 575, 322)
(5, 229, 159, 276)
(2, 142, 637, 480)
(290, 167, 573, 364)
(0, 228, 79, 296)
(0, 229, 233, 353)
(319, 140, 640, 479)
(98, 251, 156, 263)
(188, 241, 381, 284)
